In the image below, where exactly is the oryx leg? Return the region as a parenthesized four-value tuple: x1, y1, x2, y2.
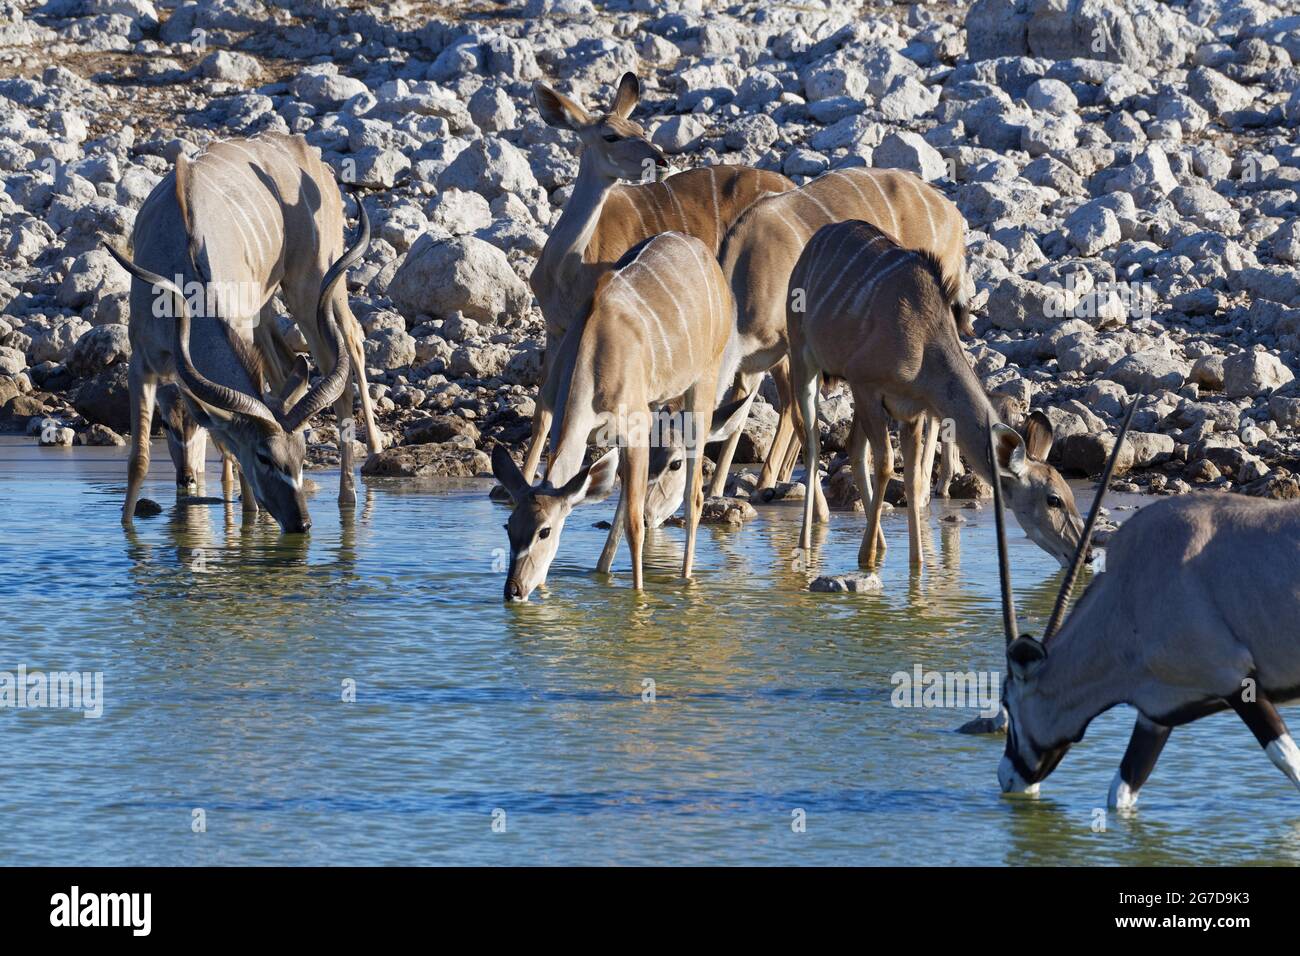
(1108, 714, 1173, 810)
(707, 371, 760, 498)
(622, 439, 650, 591)
(1228, 688, 1300, 791)
(597, 487, 627, 574)
(900, 416, 927, 571)
(857, 396, 892, 569)
(123, 357, 157, 528)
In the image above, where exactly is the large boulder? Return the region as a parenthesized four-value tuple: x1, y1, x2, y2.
(388, 235, 531, 324)
(71, 361, 131, 433)
(67, 324, 131, 378)
(360, 439, 490, 478)
(1222, 351, 1295, 398)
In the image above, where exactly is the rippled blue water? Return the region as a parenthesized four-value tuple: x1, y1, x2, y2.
(0, 437, 1295, 865)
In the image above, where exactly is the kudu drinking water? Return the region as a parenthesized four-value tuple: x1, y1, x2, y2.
(710, 165, 973, 503)
(985, 403, 1300, 808)
(107, 132, 375, 532)
(787, 220, 1083, 571)
(525, 72, 792, 490)
(492, 231, 739, 600)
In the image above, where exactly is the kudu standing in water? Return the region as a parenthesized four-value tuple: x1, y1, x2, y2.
(787, 220, 1082, 571)
(525, 71, 792, 489)
(493, 232, 740, 600)
(711, 165, 973, 503)
(986, 403, 1300, 808)
(107, 132, 374, 532)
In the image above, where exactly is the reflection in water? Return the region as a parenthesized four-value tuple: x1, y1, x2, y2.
(0, 440, 1295, 865)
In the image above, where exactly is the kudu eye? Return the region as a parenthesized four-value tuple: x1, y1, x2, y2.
(1047, 493, 1063, 509)
(669, 459, 684, 471)
(538, 527, 551, 540)
(602, 133, 620, 143)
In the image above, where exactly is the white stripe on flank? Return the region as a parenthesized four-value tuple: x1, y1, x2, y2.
(910, 176, 937, 249)
(671, 233, 714, 350)
(832, 168, 874, 211)
(807, 224, 855, 299)
(641, 253, 687, 343)
(847, 250, 911, 320)
(772, 200, 809, 244)
(864, 173, 900, 238)
(627, 194, 651, 237)
(800, 188, 837, 225)
(203, 153, 269, 262)
(822, 232, 891, 310)
(616, 274, 669, 379)
(666, 185, 689, 234)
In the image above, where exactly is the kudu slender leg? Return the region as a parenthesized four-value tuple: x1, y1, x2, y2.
(123, 358, 157, 528)
(848, 413, 885, 561)
(221, 453, 235, 501)
(778, 423, 800, 484)
(936, 427, 962, 499)
(521, 343, 558, 484)
(918, 414, 940, 504)
(900, 417, 927, 572)
(622, 440, 650, 590)
(757, 359, 796, 492)
(707, 372, 759, 498)
(682, 382, 711, 579)
(1108, 714, 1173, 810)
(859, 400, 892, 569)
(240, 471, 259, 518)
(794, 365, 821, 555)
(788, 370, 829, 525)
(597, 487, 627, 574)
(339, 307, 382, 454)
(1228, 688, 1300, 791)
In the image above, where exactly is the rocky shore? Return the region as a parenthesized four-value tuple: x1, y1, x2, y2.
(2, 0, 1299, 502)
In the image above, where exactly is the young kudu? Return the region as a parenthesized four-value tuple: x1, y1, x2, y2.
(526, 72, 792, 486)
(711, 166, 972, 502)
(988, 404, 1300, 809)
(493, 232, 736, 600)
(787, 220, 1083, 571)
(108, 132, 375, 531)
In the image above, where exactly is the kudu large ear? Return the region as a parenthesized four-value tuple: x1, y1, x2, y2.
(277, 355, 312, 411)
(611, 72, 639, 119)
(1007, 636, 1047, 681)
(993, 423, 1029, 479)
(492, 445, 531, 505)
(1024, 410, 1054, 463)
(534, 82, 590, 130)
(706, 397, 751, 443)
(556, 447, 619, 507)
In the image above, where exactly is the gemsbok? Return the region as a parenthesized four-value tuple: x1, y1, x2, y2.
(492, 231, 738, 600)
(710, 165, 973, 502)
(106, 131, 375, 532)
(986, 402, 1300, 808)
(787, 220, 1082, 571)
(525, 71, 792, 486)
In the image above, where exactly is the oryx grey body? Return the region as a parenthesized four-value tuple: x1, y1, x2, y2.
(999, 492, 1300, 807)
(494, 231, 736, 599)
(114, 132, 375, 530)
(786, 220, 1083, 571)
